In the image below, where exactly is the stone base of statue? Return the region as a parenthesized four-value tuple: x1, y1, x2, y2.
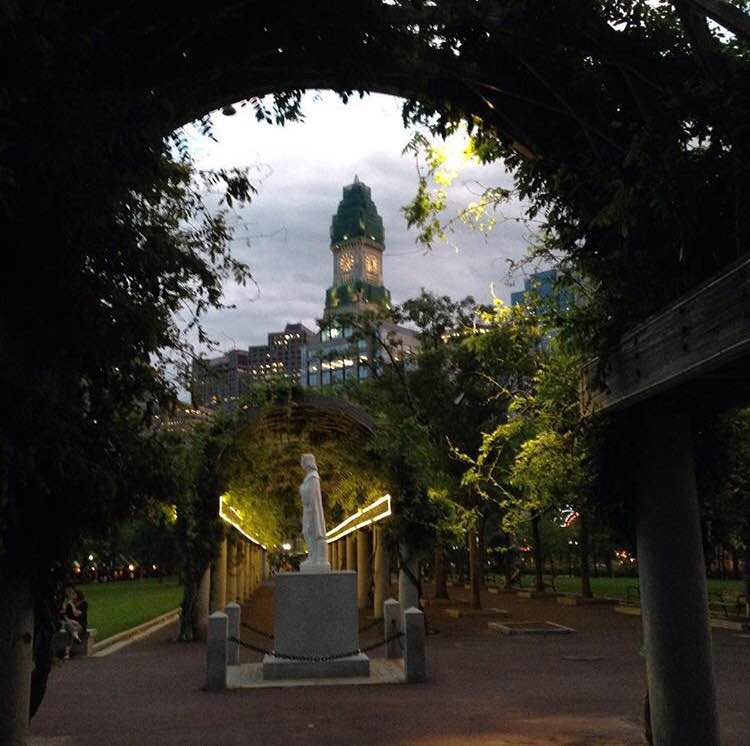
(263, 570, 370, 680)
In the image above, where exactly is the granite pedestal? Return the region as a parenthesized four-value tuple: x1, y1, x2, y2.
(263, 570, 370, 680)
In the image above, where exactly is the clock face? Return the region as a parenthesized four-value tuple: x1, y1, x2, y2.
(339, 252, 354, 273)
(365, 254, 379, 274)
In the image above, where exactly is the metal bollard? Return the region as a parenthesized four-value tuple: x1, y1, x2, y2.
(206, 612, 228, 691)
(403, 606, 426, 683)
(225, 602, 240, 666)
(384, 597, 401, 659)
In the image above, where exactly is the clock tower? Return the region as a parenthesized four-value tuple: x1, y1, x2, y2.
(325, 176, 391, 317)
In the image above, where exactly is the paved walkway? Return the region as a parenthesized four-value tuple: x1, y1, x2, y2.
(30, 582, 750, 745)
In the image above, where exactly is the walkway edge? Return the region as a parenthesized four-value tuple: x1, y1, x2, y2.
(92, 608, 180, 657)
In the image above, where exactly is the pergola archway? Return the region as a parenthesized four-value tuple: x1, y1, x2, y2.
(210, 392, 394, 619)
(5, 4, 750, 744)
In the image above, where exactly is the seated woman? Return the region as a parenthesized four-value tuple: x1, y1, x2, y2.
(61, 590, 83, 659)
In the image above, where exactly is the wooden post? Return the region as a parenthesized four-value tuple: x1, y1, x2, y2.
(346, 533, 356, 571)
(330, 541, 337, 571)
(357, 528, 372, 610)
(226, 538, 237, 603)
(216, 537, 228, 610)
(634, 407, 719, 745)
(373, 525, 389, 619)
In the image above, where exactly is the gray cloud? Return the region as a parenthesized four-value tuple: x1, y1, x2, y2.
(185, 92, 534, 353)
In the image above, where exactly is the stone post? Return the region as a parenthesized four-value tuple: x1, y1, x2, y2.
(384, 598, 401, 659)
(216, 537, 228, 611)
(403, 606, 426, 683)
(346, 533, 356, 571)
(225, 602, 240, 666)
(227, 539, 238, 603)
(206, 612, 228, 691)
(373, 525, 389, 619)
(398, 543, 420, 612)
(633, 407, 719, 745)
(357, 528, 372, 610)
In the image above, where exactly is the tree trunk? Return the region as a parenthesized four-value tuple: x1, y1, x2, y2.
(0, 571, 34, 745)
(469, 527, 481, 610)
(605, 553, 614, 578)
(477, 519, 486, 590)
(744, 543, 750, 617)
(434, 543, 449, 599)
(730, 547, 740, 580)
(579, 513, 593, 598)
(531, 515, 544, 593)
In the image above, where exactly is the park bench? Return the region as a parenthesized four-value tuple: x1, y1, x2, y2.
(707, 590, 749, 620)
(51, 628, 97, 658)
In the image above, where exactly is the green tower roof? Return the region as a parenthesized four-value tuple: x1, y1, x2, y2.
(330, 176, 385, 248)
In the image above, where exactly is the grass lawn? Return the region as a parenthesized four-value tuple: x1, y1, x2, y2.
(532, 575, 745, 600)
(479, 573, 746, 600)
(77, 577, 183, 641)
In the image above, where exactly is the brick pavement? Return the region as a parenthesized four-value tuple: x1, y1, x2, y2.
(29, 582, 750, 745)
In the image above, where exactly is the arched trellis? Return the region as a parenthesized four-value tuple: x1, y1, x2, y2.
(4, 3, 749, 743)
(211, 392, 394, 618)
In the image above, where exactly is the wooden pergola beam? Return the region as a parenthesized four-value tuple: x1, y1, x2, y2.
(584, 254, 750, 415)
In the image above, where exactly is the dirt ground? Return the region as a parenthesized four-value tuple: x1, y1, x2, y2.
(30, 582, 750, 746)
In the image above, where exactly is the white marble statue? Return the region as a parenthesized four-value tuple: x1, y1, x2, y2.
(299, 453, 330, 572)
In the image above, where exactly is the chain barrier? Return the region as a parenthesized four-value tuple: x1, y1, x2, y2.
(228, 630, 404, 663)
(240, 621, 274, 639)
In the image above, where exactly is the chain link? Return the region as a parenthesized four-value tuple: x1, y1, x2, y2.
(228, 631, 404, 662)
(240, 621, 274, 639)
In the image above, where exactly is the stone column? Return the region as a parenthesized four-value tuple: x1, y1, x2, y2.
(399, 542, 420, 612)
(373, 525, 389, 619)
(633, 407, 718, 745)
(357, 529, 372, 610)
(216, 537, 228, 611)
(346, 533, 356, 571)
(227, 539, 238, 603)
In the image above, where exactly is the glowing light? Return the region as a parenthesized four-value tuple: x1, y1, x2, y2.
(219, 495, 267, 549)
(282, 542, 292, 551)
(88, 554, 94, 561)
(128, 563, 135, 572)
(326, 495, 392, 543)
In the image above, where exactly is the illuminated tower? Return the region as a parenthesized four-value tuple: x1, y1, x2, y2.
(325, 175, 391, 317)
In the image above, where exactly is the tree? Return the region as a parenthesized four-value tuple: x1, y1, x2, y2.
(0, 144, 258, 734)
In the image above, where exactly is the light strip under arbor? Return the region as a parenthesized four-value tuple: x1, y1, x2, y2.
(326, 494, 392, 544)
(219, 495, 267, 549)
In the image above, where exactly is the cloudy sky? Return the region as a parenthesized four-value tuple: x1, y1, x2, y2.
(183, 91, 537, 353)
